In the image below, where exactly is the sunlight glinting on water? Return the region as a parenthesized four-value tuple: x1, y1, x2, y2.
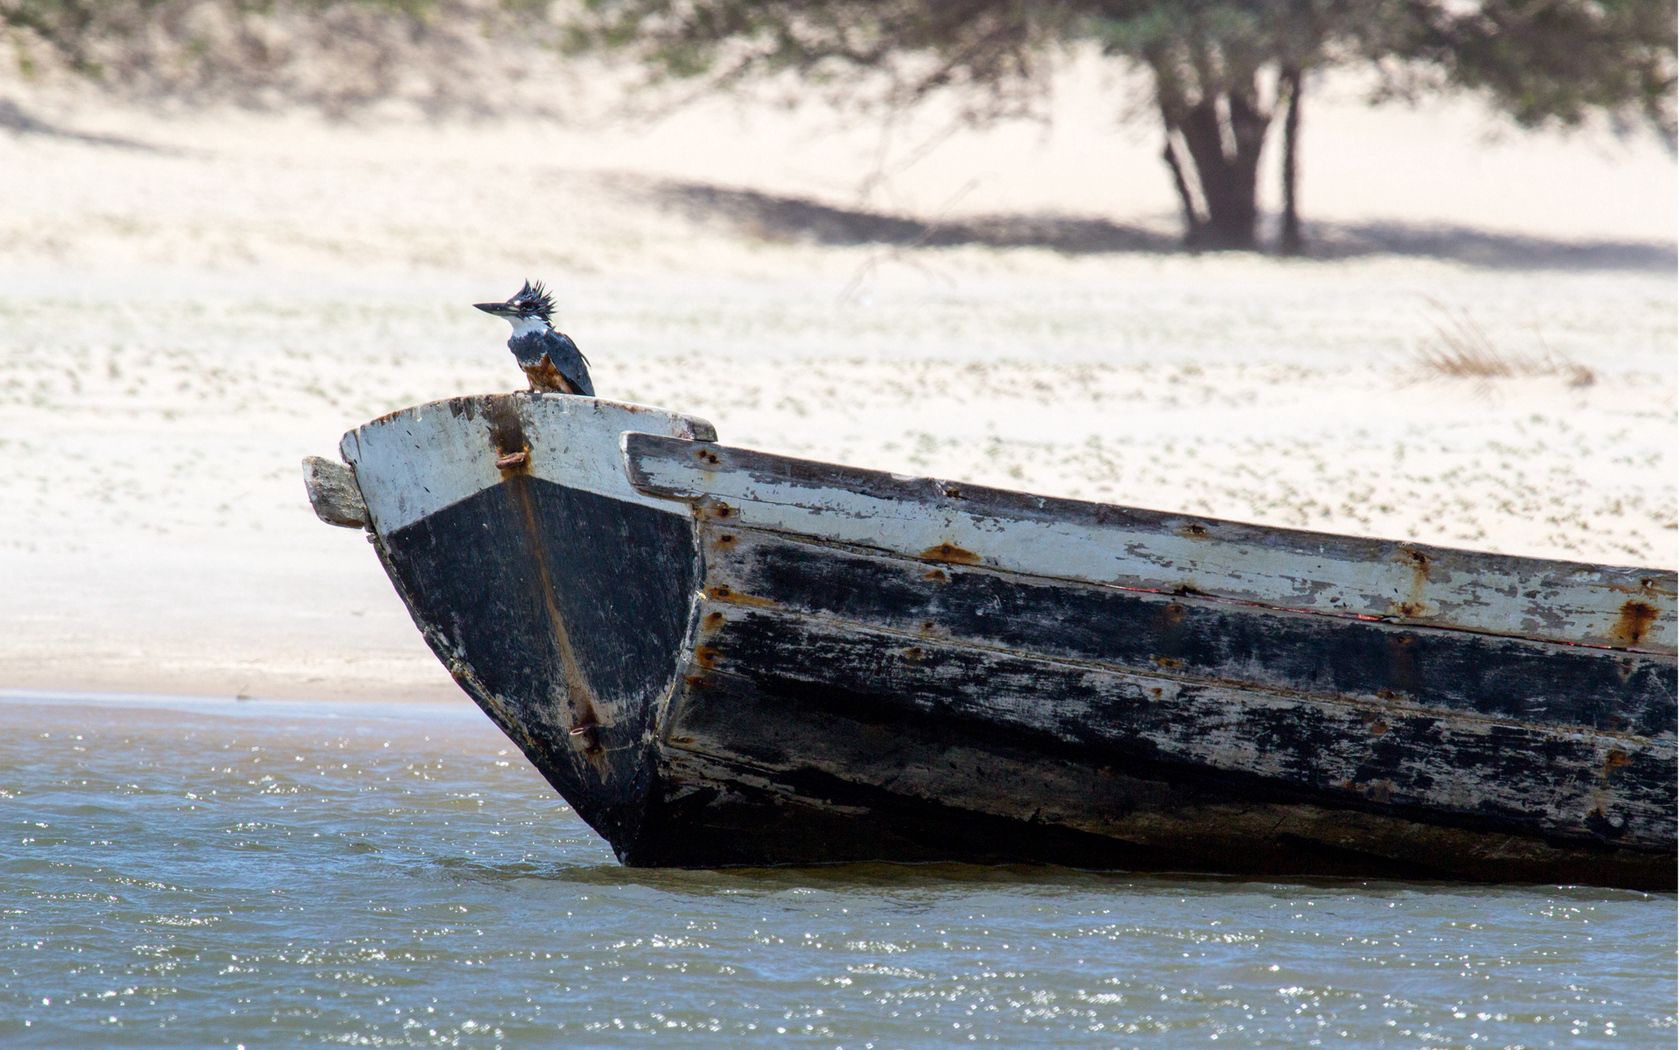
(1, 695, 1672, 1047)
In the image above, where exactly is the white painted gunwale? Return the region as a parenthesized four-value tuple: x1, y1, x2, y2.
(341, 394, 716, 535)
(624, 434, 1678, 655)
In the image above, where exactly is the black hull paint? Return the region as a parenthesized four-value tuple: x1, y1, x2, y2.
(376, 474, 697, 853)
(637, 663, 1672, 887)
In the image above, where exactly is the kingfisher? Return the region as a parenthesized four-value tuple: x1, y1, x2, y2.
(474, 280, 595, 396)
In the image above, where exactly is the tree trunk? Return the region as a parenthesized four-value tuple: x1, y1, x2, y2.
(1174, 96, 1263, 249)
(1147, 45, 1276, 252)
(1161, 133, 1204, 247)
(1279, 66, 1304, 255)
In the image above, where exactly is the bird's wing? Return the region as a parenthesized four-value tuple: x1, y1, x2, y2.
(548, 331, 595, 396)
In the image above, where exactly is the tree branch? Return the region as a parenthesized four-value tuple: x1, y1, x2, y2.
(1279, 64, 1304, 255)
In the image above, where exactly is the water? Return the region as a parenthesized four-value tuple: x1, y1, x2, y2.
(2, 693, 1672, 1048)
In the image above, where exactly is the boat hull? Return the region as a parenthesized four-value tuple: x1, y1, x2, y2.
(316, 393, 1678, 888)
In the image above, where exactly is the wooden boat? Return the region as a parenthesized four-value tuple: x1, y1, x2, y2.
(306, 392, 1676, 889)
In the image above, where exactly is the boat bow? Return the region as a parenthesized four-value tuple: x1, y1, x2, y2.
(321, 393, 714, 855)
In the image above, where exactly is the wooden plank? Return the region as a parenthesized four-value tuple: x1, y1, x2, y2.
(698, 527, 1675, 736)
(657, 675, 1673, 887)
(302, 455, 367, 529)
(625, 434, 1677, 653)
(677, 602, 1676, 851)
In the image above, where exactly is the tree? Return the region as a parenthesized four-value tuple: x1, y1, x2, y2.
(1086, 2, 1351, 250)
(570, 0, 1676, 252)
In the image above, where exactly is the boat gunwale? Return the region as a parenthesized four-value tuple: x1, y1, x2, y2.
(623, 431, 1680, 657)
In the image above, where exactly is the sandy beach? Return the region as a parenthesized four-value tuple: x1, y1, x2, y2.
(1, 65, 1673, 704)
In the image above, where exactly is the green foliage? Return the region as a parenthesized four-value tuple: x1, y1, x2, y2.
(572, 0, 1675, 136)
(568, 0, 1056, 117)
(9, 0, 1667, 137)
(1365, 0, 1676, 136)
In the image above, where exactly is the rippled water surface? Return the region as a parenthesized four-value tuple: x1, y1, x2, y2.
(2, 693, 1673, 1047)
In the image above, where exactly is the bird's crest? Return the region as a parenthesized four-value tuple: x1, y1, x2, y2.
(509, 279, 555, 321)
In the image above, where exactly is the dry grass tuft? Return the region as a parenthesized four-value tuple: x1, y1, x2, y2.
(1413, 299, 1596, 389)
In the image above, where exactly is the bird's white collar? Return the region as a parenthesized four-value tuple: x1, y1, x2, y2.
(507, 315, 551, 338)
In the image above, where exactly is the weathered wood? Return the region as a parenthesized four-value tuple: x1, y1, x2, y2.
(699, 527, 1675, 736)
(651, 680, 1670, 885)
(624, 434, 1677, 653)
(674, 601, 1675, 851)
(348, 394, 715, 534)
(302, 455, 367, 529)
(335, 393, 715, 853)
(648, 680, 1671, 886)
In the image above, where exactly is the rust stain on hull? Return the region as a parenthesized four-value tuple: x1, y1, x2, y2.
(1602, 748, 1632, 778)
(482, 398, 527, 461)
(1612, 600, 1660, 648)
(1388, 547, 1433, 619)
(919, 543, 982, 565)
(705, 585, 779, 609)
(485, 404, 609, 771)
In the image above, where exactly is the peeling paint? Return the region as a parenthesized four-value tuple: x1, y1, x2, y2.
(624, 434, 1677, 653)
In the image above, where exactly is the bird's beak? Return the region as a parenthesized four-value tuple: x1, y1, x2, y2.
(474, 302, 513, 316)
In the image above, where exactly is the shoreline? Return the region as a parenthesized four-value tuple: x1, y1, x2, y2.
(0, 685, 470, 716)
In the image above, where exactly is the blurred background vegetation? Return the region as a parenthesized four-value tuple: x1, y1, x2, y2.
(2, 0, 1673, 253)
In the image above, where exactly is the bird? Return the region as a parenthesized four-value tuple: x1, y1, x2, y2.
(474, 280, 594, 396)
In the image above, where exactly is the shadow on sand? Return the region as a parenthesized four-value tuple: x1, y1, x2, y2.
(0, 100, 182, 154)
(640, 177, 1676, 272)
